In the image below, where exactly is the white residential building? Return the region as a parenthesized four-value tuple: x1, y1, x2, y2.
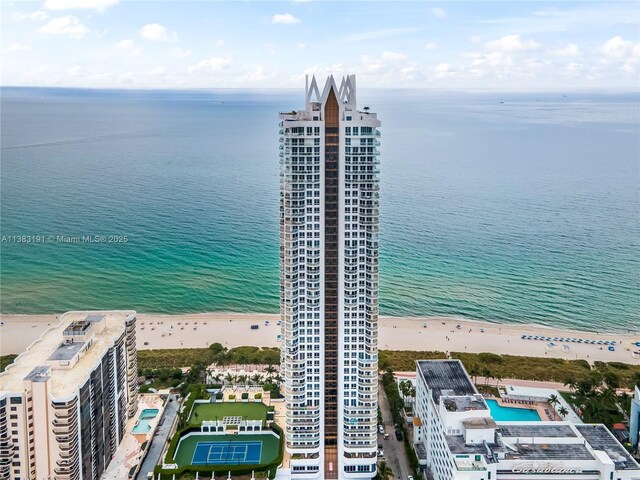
(414, 360, 640, 480)
(278, 75, 380, 479)
(0, 311, 138, 480)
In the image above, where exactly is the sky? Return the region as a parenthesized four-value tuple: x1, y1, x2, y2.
(1, 0, 639, 90)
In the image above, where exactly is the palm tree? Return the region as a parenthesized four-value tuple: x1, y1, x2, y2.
(558, 406, 569, 418)
(494, 375, 502, 389)
(398, 380, 408, 405)
(409, 386, 416, 407)
(467, 364, 479, 384)
(225, 373, 234, 386)
(238, 374, 248, 385)
(548, 394, 559, 407)
(375, 461, 393, 479)
(482, 368, 492, 386)
(265, 364, 277, 378)
(251, 373, 262, 385)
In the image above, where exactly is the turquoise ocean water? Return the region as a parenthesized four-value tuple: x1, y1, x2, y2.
(1, 88, 638, 332)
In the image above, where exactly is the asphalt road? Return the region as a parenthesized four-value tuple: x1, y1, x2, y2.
(378, 380, 411, 480)
(136, 393, 180, 480)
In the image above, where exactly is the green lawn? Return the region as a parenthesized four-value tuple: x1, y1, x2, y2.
(174, 433, 280, 468)
(189, 402, 268, 426)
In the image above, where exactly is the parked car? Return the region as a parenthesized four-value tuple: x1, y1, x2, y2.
(379, 425, 384, 434)
(395, 429, 403, 441)
(408, 476, 414, 480)
(250, 324, 259, 330)
(378, 450, 384, 457)
(383, 433, 390, 440)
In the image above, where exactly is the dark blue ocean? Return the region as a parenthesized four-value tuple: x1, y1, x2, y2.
(1, 87, 638, 332)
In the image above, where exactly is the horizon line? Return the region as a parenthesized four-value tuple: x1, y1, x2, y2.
(2, 85, 639, 94)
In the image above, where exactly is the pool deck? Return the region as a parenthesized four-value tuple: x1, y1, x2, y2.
(101, 394, 167, 480)
(486, 396, 560, 421)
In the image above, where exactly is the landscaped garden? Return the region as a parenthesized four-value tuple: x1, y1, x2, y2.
(154, 396, 283, 480)
(189, 402, 268, 426)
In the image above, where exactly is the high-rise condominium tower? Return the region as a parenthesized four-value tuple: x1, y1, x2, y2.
(0, 311, 138, 480)
(279, 75, 380, 479)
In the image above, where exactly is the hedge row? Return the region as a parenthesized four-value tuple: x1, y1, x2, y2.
(177, 385, 209, 430)
(156, 422, 284, 480)
(380, 350, 640, 389)
(138, 346, 280, 370)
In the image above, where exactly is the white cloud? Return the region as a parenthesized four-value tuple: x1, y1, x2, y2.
(3, 43, 31, 54)
(39, 15, 89, 38)
(564, 62, 584, 76)
(44, 0, 118, 12)
(115, 39, 134, 50)
(600, 36, 640, 58)
(470, 52, 508, 68)
(431, 8, 447, 19)
(434, 63, 455, 78)
(68, 66, 83, 76)
(12, 11, 48, 21)
(171, 48, 192, 58)
(485, 35, 540, 53)
(356, 51, 417, 83)
(145, 66, 166, 76)
(381, 51, 407, 62)
(552, 44, 580, 57)
(241, 66, 275, 83)
(115, 39, 142, 56)
(345, 27, 423, 42)
(139, 23, 178, 42)
(272, 13, 301, 24)
(424, 42, 437, 51)
(215, 39, 225, 46)
(188, 56, 233, 74)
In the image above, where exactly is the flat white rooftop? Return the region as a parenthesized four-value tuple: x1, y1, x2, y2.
(0, 310, 135, 399)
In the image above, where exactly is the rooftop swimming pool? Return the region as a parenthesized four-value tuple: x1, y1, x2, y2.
(132, 408, 159, 434)
(486, 399, 541, 421)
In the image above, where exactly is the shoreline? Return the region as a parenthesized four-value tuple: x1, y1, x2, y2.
(1, 312, 638, 364)
(3, 311, 639, 335)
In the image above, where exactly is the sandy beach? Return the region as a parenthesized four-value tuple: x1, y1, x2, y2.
(1, 313, 638, 365)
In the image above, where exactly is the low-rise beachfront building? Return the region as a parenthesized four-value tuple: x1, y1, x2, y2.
(413, 360, 640, 480)
(0, 311, 138, 480)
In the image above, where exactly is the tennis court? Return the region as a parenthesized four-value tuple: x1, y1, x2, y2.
(174, 434, 281, 468)
(192, 440, 262, 465)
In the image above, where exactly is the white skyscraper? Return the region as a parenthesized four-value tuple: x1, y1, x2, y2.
(279, 75, 381, 479)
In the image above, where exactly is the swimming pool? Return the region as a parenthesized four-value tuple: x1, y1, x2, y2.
(132, 408, 160, 434)
(486, 399, 541, 421)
